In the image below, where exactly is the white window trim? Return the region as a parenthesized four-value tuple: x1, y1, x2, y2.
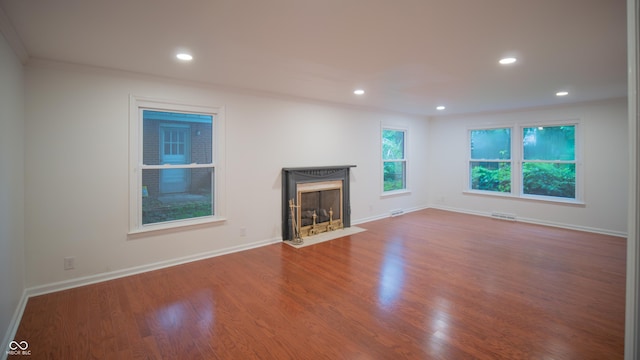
(465, 120, 583, 205)
(128, 95, 227, 235)
(518, 120, 583, 203)
(467, 126, 514, 196)
(381, 125, 410, 196)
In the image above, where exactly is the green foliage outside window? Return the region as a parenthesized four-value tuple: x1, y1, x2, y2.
(383, 129, 406, 191)
(383, 162, 405, 191)
(522, 126, 576, 199)
(469, 128, 511, 193)
(522, 162, 575, 198)
(470, 162, 511, 192)
(382, 130, 404, 160)
(469, 125, 576, 199)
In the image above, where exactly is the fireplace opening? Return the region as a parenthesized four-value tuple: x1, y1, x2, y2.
(300, 190, 340, 226)
(297, 180, 343, 236)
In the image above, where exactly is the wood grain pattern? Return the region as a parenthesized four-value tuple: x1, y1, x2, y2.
(10, 209, 626, 359)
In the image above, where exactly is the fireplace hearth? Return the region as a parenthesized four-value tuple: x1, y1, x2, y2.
(282, 165, 355, 241)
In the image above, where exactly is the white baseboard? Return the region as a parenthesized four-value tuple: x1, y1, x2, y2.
(352, 213, 388, 225)
(403, 205, 430, 214)
(2, 290, 28, 360)
(516, 216, 627, 238)
(428, 204, 628, 238)
(26, 237, 281, 298)
(353, 205, 430, 225)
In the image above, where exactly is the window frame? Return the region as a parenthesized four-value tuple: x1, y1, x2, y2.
(128, 95, 226, 234)
(466, 120, 583, 204)
(381, 126, 409, 195)
(467, 126, 514, 195)
(519, 121, 581, 203)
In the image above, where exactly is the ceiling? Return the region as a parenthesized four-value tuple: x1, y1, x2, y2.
(0, 0, 628, 116)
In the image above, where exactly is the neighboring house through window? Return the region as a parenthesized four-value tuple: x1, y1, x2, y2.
(129, 96, 226, 233)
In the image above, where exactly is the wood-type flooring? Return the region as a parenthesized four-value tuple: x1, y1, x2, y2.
(10, 209, 626, 359)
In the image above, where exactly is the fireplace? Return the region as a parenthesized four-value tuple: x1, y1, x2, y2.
(282, 165, 355, 241)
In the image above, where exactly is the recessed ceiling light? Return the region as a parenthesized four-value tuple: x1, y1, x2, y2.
(436, 106, 446, 110)
(176, 53, 193, 61)
(499, 57, 517, 65)
(556, 91, 569, 97)
(354, 89, 365, 95)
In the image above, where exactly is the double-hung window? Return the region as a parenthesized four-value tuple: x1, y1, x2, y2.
(469, 128, 512, 193)
(129, 96, 225, 233)
(467, 122, 579, 202)
(382, 128, 408, 193)
(522, 125, 576, 199)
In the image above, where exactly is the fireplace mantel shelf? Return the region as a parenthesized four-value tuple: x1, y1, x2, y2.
(282, 165, 356, 172)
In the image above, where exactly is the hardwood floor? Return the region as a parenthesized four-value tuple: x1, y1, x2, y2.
(10, 209, 626, 359)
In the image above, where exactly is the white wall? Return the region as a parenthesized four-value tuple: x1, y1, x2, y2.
(0, 33, 25, 350)
(21, 59, 628, 291)
(428, 98, 628, 235)
(23, 61, 429, 288)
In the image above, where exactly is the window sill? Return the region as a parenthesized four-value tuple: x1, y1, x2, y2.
(128, 216, 227, 238)
(463, 190, 585, 206)
(381, 189, 412, 197)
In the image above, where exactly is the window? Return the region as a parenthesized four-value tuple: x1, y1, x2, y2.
(469, 128, 511, 193)
(129, 96, 225, 233)
(467, 123, 579, 202)
(382, 128, 407, 192)
(522, 125, 576, 199)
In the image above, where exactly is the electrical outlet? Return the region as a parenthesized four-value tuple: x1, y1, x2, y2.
(64, 257, 75, 270)
(240, 227, 247, 237)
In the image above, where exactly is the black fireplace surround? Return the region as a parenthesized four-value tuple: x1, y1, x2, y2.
(282, 165, 355, 241)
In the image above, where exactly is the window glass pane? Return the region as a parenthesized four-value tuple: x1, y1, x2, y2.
(470, 128, 510, 159)
(142, 168, 214, 225)
(523, 125, 575, 160)
(142, 110, 213, 165)
(382, 129, 405, 160)
(522, 162, 575, 198)
(470, 161, 511, 192)
(383, 161, 406, 191)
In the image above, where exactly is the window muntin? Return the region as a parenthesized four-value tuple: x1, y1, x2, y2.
(522, 125, 576, 199)
(382, 128, 407, 192)
(129, 97, 225, 234)
(469, 128, 511, 193)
